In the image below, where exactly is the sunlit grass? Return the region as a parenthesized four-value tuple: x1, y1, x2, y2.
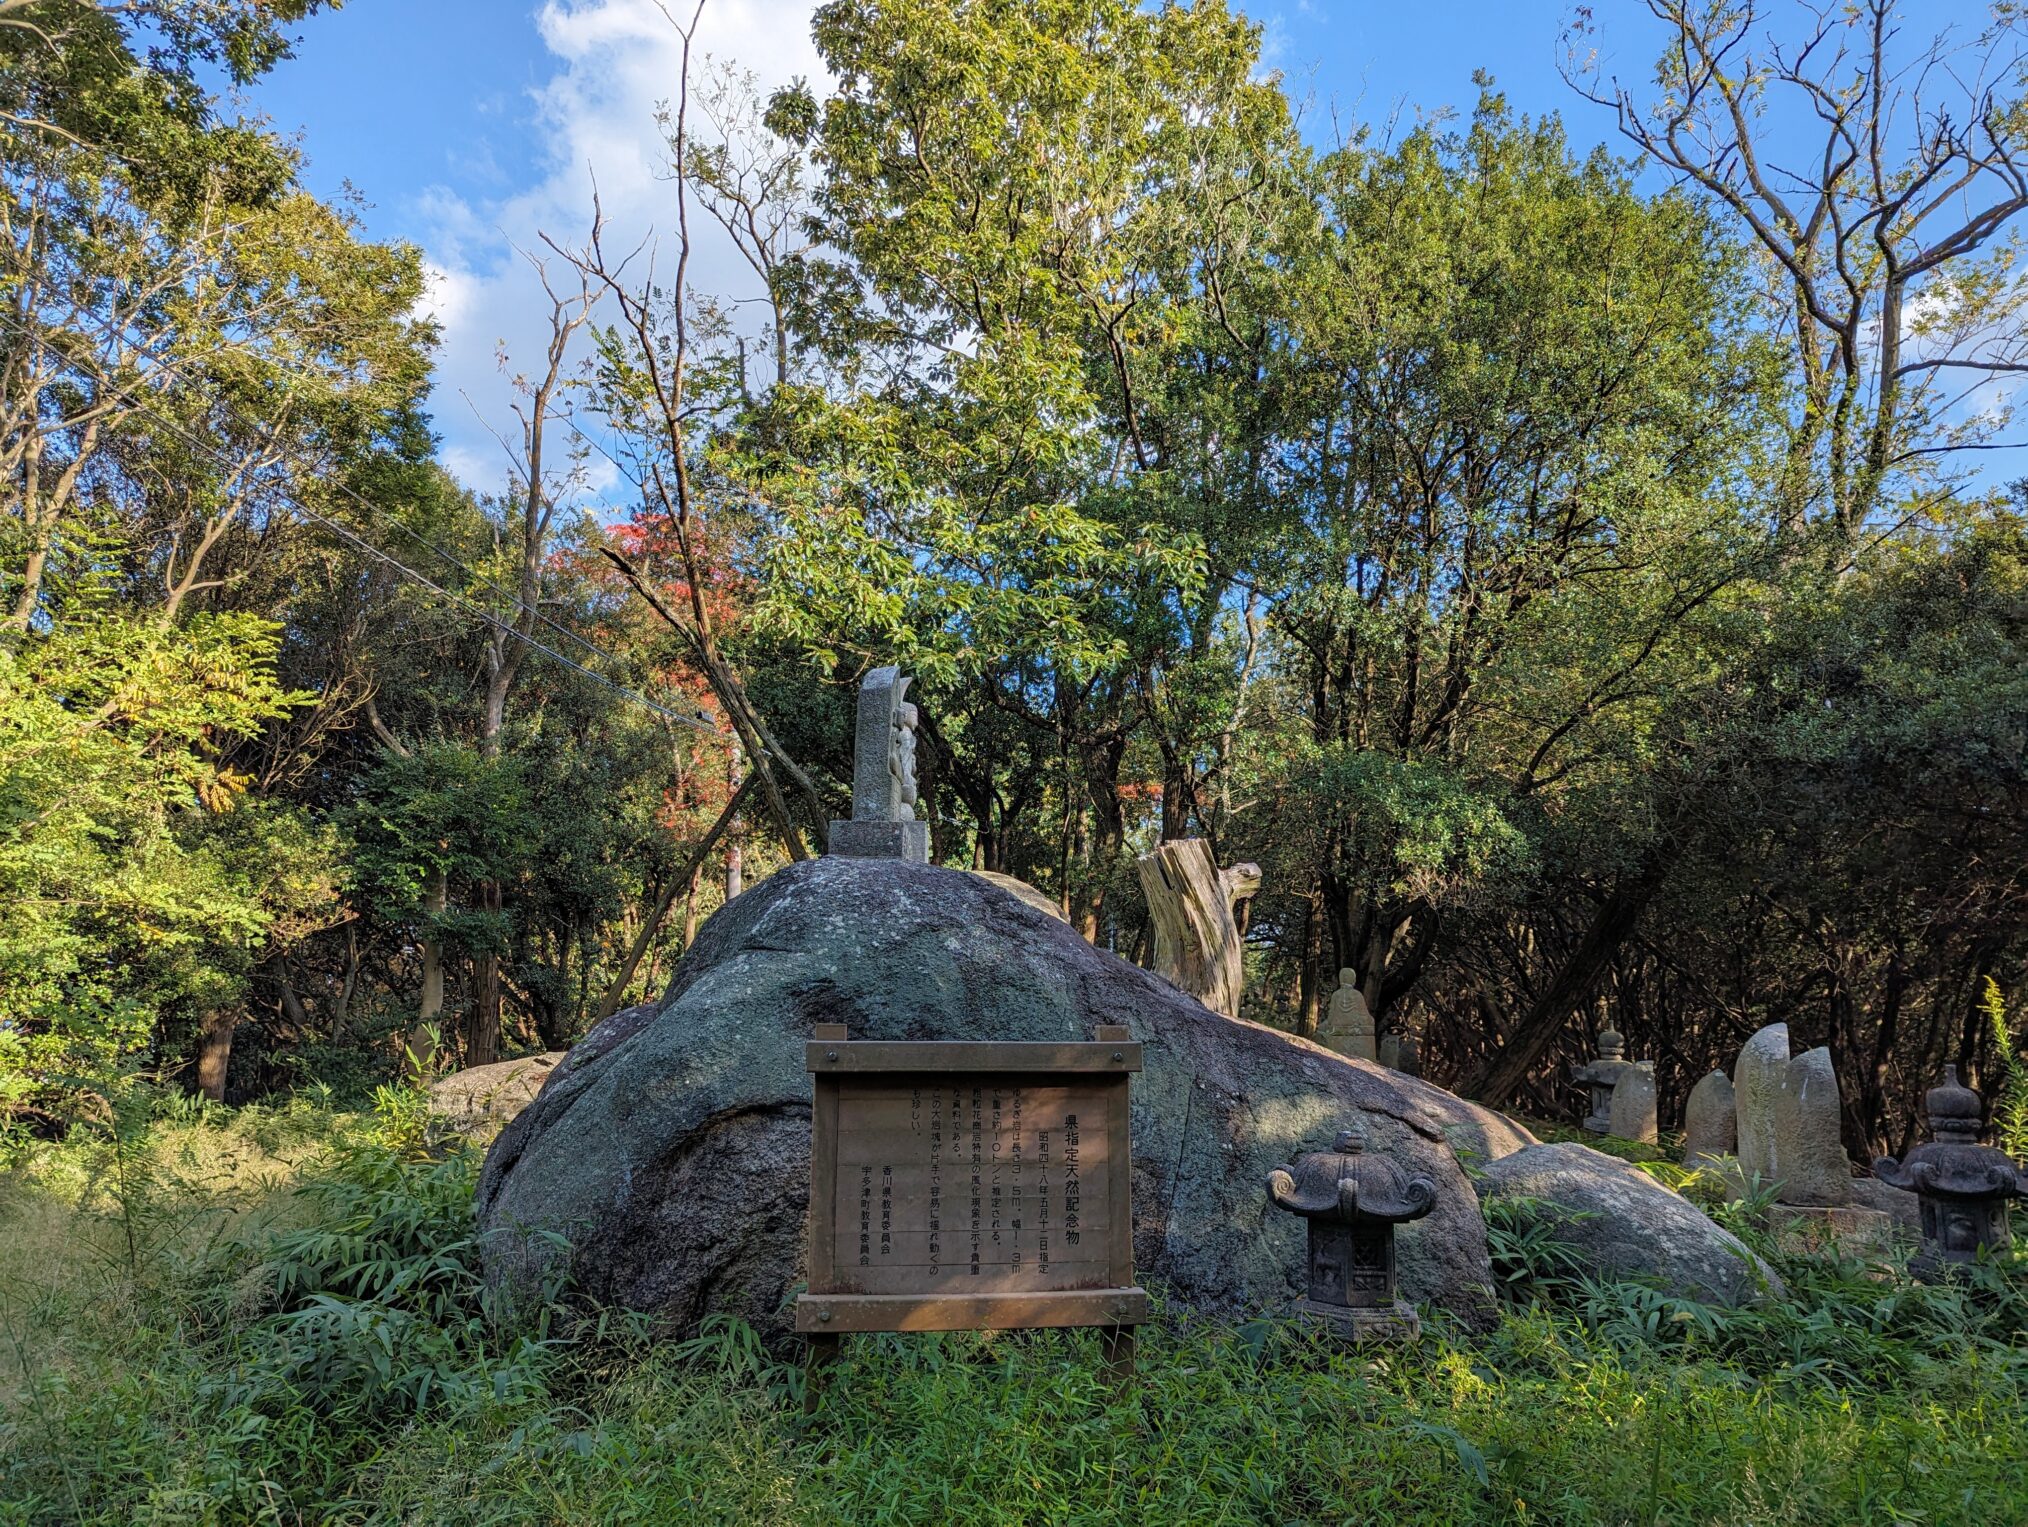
(1, 1097, 2023, 1525)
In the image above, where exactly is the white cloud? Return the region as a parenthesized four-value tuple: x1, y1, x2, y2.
(416, 0, 825, 496)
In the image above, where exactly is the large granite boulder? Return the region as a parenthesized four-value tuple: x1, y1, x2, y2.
(1478, 1143, 1784, 1306)
(477, 857, 1535, 1337)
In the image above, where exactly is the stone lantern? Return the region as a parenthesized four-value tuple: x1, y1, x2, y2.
(1571, 1029, 1633, 1134)
(1873, 1066, 2028, 1277)
(1266, 1118, 1436, 1340)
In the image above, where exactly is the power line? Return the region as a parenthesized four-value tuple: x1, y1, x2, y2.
(0, 308, 721, 736)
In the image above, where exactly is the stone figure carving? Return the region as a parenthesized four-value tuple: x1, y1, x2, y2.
(828, 665, 930, 862)
(1317, 974, 1377, 1062)
(890, 690, 919, 809)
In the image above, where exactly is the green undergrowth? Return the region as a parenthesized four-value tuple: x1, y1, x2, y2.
(2, 1093, 2024, 1525)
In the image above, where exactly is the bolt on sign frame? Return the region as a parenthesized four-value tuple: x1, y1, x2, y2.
(796, 1024, 1147, 1402)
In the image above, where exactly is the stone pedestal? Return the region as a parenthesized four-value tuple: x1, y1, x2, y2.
(827, 818, 928, 862)
(1295, 1298, 1421, 1342)
(1766, 1204, 1893, 1259)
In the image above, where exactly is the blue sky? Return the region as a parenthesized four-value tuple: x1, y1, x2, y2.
(242, 1, 2019, 491)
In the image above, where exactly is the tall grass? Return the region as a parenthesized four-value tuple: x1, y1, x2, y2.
(2, 1095, 2024, 1525)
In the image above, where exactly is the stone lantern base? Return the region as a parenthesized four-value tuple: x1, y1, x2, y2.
(1294, 1298, 1421, 1343)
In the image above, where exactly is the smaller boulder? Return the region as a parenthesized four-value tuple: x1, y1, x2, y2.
(1848, 1176, 1921, 1237)
(1479, 1142, 1783, 1306)
(428, 1053, 565, 1133)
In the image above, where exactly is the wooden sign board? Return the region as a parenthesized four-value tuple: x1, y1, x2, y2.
(796, 1025, 1147, 1355)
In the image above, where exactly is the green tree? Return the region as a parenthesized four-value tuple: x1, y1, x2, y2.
(0, 604, 332, 1113)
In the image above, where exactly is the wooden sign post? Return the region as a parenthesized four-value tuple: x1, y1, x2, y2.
(797, 1023, 1146, 1404)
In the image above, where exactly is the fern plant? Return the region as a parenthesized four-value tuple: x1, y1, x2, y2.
(1982, 977, 2028, 1160)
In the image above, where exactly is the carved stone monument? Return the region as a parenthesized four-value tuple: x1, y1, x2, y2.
(1378, 1028, 1421, 1078)
(1732, 1022, 1886, 1252)
(1733, 1023, 1790, 1185)
(1682, 1069, 1737, 1168)
(1773, 1046, 1853, 1207)
(1608, 1062, 1659, 1145)
(827, 666, 929, 863)
(1316, 974, 1377, 1062)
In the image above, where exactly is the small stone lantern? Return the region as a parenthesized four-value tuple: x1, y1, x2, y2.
(1266, 1118, 1436, 1340)
(1873, 1066, 2028, 1277)
(1571, 1029, 1632, 1134)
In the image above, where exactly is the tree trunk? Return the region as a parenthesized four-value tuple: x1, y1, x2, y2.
(1298, 890, 1324, 1037)
(1135, 839, 1262, 1018)
(467, 880, 504, 1068)
(271, 957, 311, 1034)
(196, 1010, 236, 1102)
(593, 768, 759, 1020)
(1469, 859, 1668, 1106)
(406, 865, 448, 1078)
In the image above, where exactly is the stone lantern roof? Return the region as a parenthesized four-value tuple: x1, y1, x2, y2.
(1874, 1066, 2028, 1202)
(1265, 1118, 1437, 1225)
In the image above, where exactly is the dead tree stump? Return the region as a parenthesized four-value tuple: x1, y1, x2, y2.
(1135, 839, 1262, 1017)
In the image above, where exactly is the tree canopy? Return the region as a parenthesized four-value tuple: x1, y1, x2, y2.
(2, 0, 2023, 1161)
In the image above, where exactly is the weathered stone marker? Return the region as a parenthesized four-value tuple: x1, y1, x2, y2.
(1733, 1023, 1790, 1185)
(1316, 974, 1377, 1062)
(1608, 1062, 1659, 1145)
(797, 1024, 1147, 1405)
(1732, 1022, 1884, 1252)
(1682, 1069, 1737, 1168)
(1773, 1046, 1852, 1207)
(1378, 1027, 1421, 1077)
(826, 665, 929, 862)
